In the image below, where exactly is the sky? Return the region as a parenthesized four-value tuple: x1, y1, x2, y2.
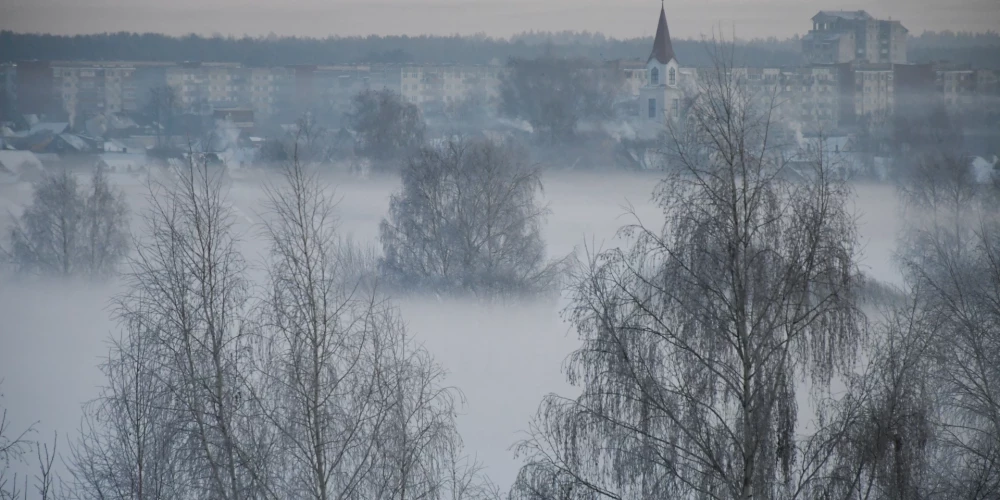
(1, 0, 998, 40)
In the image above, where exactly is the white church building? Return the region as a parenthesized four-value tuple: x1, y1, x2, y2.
(638, 5, 694, 125)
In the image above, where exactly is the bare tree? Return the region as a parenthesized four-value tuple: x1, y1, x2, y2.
(146, 86, 179, 150)
(0, 385, 64, 500)
(115, 156, 267, 499)
(5, 169, 83, 277)
(1, 382, 35, 500)
(81, 166, 131, 277)
(895, 148, 1000, 499)
(254, 154, 393, 500)
(818, 300, 941, 500)
(347, 89, 425, 168)
(510, 43, 864, 499)
(379, 136, 564, 296)
(359, 308, 499, 500)
(254, 153, 498, 500)
(69, 308, 188, 500)
(5, 166, 129, 279)
(499, 57, 621, 143)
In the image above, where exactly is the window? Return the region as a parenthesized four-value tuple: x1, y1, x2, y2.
(648, 98, 656, 118)
(650, 67, 659, 85)
(672, 98, 680, 117)
(669, 68, 676, 86)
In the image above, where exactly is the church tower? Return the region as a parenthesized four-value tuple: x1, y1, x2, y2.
(640, 4, 684, 123)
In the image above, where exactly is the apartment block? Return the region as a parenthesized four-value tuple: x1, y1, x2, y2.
(853, 63, 895, 122)
(803, 11, 907, 65)
(399, 64, 503, 109)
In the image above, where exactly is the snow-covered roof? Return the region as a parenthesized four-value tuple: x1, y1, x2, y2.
(972, 156, 998, 184)
(59, 133, 91, 152)
(108, 114, 138, 130)
(120, 136, 157, 152)
(0, 150, 44, 175)
(31, 122, 70, 135)
(104, 139, 128, 152)
(97, 153, 150, 171)
(814, 10, 873, 22)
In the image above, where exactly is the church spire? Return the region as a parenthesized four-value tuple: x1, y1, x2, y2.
(648, 4, 676, 64)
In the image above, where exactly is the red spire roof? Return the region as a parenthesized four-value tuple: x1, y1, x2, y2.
(648, 5, 676, 65)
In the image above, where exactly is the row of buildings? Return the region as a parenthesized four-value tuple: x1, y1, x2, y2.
(1, 10, 998, 143)
(630, 8, 997, 138)
(0, 59, 505, 128)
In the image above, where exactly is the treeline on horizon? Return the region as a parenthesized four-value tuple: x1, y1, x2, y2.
(2, 30, 999, 68)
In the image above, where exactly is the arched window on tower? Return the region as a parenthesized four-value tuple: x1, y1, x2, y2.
(669, 67, 676, 86)
(650, 67, 659, 85)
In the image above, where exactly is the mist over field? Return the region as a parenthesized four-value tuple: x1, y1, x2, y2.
(0, 171, 907, 490)
(2, 0, 999, 496)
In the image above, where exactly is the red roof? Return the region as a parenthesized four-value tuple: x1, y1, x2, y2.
(648, 6, 676, 65)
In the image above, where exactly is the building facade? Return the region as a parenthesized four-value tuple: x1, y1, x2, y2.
(803, 11, 907, 65)
(638, 6, 689, 125)
(399, 64, 502, 112)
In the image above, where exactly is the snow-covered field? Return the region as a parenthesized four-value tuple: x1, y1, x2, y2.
(0, 171, 905, 489)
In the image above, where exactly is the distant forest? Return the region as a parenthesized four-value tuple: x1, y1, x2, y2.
(1, 30, 999, 68)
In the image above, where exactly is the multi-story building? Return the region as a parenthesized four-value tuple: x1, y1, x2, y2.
(246, 66, 293, 120)
(803, 11, 907, 65)
(399, 64, 503, 111)
(853, 63, 895, 122)
(787, 64, 851, 132)
(936, 63, 977, 111)
(290, 65, 376, 119)
(50, 61, 166, 125)
(166, 62, 243, 114)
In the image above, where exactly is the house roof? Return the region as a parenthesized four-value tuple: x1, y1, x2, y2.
(58, 133, 91, 152)
(30, 122, 70, 135)
(648, 6, 677, 65)
(813, 10, 873, 22)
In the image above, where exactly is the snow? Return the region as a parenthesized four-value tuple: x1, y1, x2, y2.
(972, 155, 998, 184)
(97, 152, 152, 172)
(0, 150, 44, 182)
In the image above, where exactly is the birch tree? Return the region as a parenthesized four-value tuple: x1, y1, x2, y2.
(379, 136, 564, 297)
(255, 155, 392, 500)
(256, 155, 498, 500)
(5, 166, 128, 279)
(894, 150, 1000, 499)
(511, 45, 864, 500)
(114, 156, 267, 499)
(69, 306, 188, 500)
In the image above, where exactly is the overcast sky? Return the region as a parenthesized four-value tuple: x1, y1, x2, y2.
(1, 0, 997, 39)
